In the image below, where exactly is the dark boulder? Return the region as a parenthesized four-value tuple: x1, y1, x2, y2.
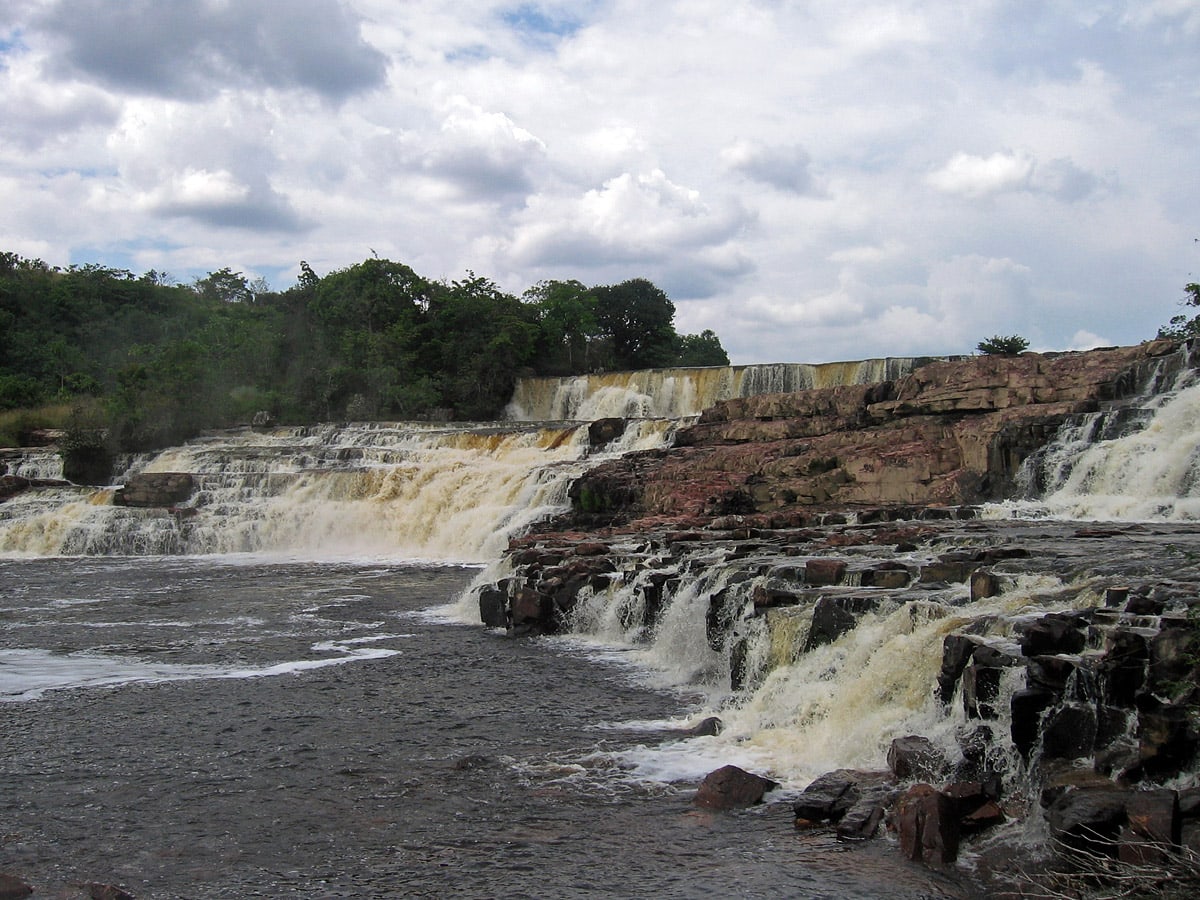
(1128, 705, 1200, 781)
(1009, 688, 1056, 760)
(693, 764, 778, 810)
(1015, 612, 1087, 657)
(887, 735, 947, 782)
(793, 770, 861, 824)
(896, 784, 960, 866)
(1046, 786, 1128, 855)
(685, 716, 724, 737)
(0, 872, 33, 899)
(588, 417, 626, 448)
(836, 781, 897, 841)
(805, 594, 880, 650)
(478, 584, 509, 629)
(937, 633, 979, 703)
(114, 472, 194, 508)
(961, 644, 1020, 719)
(1040, 702, 1099, 761)
(1098, 629, 1149, 705)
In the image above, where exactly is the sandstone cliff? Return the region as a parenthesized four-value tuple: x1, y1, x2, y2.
(565, 341, 1179, 530)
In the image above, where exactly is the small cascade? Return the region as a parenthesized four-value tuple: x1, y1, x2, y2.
(465, 522, 1118, 790)
(0, 420, 675, 560)
(506, 357, 949, 421)
(994, 340, 1200, 521)
(0, 448, 64, 480)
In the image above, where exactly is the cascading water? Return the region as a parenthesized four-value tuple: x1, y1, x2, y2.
(0, 420, 675, 560)
(992, 341, 1200, 521)
(0, 448, 64, 480)
(505, 357, 949, 421)
(461, 340, 1200, 843)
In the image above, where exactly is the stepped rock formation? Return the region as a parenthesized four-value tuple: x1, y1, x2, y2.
(477, 340, 1200, 885)
(565, 342, 1177, 529)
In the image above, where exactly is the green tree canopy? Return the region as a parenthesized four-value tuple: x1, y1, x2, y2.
(0, 250, 733, 448)
(1157, 282, 1200, 340)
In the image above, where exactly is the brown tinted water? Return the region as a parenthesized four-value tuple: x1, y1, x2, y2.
(0, 557, 972, 898)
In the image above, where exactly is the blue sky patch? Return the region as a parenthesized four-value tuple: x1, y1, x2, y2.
(500, 4, 586, 46)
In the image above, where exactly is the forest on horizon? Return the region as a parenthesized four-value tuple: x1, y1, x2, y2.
(0, 251, 729, 452)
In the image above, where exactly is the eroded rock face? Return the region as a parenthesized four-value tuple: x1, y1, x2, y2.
(114, 473, 195, 508)
(565, 344, 1169, 528)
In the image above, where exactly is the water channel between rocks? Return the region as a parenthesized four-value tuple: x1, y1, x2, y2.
(0, 557, 970, 899)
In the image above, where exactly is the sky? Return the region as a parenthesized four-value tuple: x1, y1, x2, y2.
(1, 1, 1197, 365)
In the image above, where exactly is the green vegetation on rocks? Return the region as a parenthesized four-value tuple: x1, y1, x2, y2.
(0, 252, 729, 452)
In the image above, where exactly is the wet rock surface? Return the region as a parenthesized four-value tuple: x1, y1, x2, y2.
(477, 513, 1200, 883)
(564, 343, 1181, 527)
(113, 473, 194, 508)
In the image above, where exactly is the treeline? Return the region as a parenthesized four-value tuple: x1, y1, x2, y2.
(0, 252, 729, 450)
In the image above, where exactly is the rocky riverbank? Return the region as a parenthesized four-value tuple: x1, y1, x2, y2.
(472, 341, 1200, 890)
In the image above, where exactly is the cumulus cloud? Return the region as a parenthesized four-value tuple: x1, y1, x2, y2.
(133, 166, 305, 232)
(507, 169, 750, 269)
(927, 151, 1036, 198)
(1066, 329, 1114, 351)
(0, 53, 119, 149)
(34, 0, 387, 102)
(722, 141, 818, 195)
(418, 96, 547, 200)
(0, 2, 1194, 362)
(928, 150, 1102, 202)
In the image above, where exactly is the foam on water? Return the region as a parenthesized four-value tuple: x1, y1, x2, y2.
(0, 636, 409, 702)
(0, 420, 675, 560)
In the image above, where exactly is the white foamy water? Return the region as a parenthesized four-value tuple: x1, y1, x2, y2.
(566, 573, 1082, 790)
(506, 357, 936, 421)
(988, 370, 1200, 522)
(0, 419, 674, 560)
(0, 638, 404, 702)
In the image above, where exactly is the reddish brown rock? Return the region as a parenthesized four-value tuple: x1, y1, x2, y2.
(1119, 789, 1180, 865)
(114, 472, 194, 508)
(804, 558, 847, 586)
(887, 735, 947, 782)
(0, 872, 33, 899)
(564, 345, 1163, 530)
(896, 784, 960, 866)
(693, 764, 778, 810)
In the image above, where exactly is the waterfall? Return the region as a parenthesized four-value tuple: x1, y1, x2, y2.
(1, 448, 64, 480)
(0, 420, 675, 560)
(506, 357, 950, 421)
(990, 341, 1200, 522)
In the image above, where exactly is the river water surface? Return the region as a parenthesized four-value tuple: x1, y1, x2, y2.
(0, 556, 971, 898)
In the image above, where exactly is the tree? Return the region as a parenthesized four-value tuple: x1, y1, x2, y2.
(590, 278, 678, 370)
(194, 268, 253, 303)
(976, 334, 1029, 356)
(675, 329, 730, 366)
(523, 279, 596, 374)
(1157, 282, 1200, 340)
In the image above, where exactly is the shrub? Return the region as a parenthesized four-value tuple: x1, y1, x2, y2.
(977, 334, 1030, 356)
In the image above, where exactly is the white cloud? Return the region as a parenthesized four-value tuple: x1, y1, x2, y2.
(928, 151, 1036, 198)
(928, 149, 1104, 204)
(0, 1, 1195, 363)
(722, 141, 818, 195)
(140, 168, 249, 210)
(505, 169, 749, 270)
(1066, 329, 1115, 351)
